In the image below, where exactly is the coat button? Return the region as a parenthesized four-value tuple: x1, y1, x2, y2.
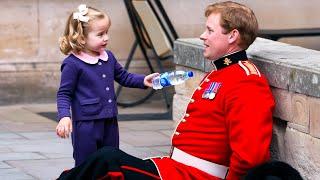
(98, 62, 102, 65)
(205, 78, 210, 82)
(108, 99, 112, 103)
(106, 87, 110, 91)
(190, 99, 195, 103)
(174, 132, 180, 135)
(197, 87, 202, 90)
(102, 74, 106, 78)
(181, 119, 186, 122)
(185, 113, 190, 117)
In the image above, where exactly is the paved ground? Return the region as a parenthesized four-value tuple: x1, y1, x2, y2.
(0, 101, 174, 179)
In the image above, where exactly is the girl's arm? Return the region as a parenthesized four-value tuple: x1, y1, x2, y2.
(112, 52, 146, 88)
(56, 60, 78, 138)
(57, 61, 78, 121)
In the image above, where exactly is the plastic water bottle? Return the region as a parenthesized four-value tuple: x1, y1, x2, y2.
(152, 70, 194, 90)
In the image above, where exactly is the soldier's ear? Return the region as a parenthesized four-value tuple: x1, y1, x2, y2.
(228, 29, 239, 44)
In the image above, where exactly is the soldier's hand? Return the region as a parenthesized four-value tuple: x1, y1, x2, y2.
(56, 117, 72, 139)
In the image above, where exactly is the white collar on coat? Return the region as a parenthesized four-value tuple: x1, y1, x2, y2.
(72, 50, 109, 64)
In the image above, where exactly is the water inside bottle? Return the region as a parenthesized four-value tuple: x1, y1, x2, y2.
(152, 75, 163, 89)
(167, 71, 190, 85)
(152, 70, 194, 89)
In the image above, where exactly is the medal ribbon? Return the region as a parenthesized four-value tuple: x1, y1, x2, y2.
(213, 83, 221, 93)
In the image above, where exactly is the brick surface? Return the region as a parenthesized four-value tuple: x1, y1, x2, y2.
(0, 1, 38, 60)
(288, 93, 309, 133)
(309, 96, 320, 138)
(271, 88, 293, 122)
(283, 128, 320, 179)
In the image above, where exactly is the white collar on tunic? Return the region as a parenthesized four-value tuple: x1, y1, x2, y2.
(72, 50, 109, 64)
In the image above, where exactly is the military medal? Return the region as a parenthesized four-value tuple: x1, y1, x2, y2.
(207, 82, 222, 100)
(204, 89, 211, 99)
(202, 84, 211, 98)
(203, 82, 215, 99)
(202, 82, 222, 99)
(211, 82, 222, 99)
(209, 92, 216, 99)
(208, 82, 216, 99)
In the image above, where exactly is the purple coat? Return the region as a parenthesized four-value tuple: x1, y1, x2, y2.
(57, 50, 146, 121)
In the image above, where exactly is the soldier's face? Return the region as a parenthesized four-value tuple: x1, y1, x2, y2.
(200, 13, 229, 61)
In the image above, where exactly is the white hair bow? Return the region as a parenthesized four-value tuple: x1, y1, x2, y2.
(73, 4, 89, 22)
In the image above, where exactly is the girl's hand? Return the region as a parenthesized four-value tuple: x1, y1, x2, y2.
(56, 117, 72, 139)
(144, 73, 160, 88)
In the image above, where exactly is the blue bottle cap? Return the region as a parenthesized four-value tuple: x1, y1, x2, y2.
(187, 71, 194, 77)
(160, 78, 171, 87)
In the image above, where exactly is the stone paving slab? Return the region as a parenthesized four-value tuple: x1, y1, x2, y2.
(0, 103, 174, 179)
(0, 168, 34, 180)
(0, 132, 26, 140)
(22, 104, 57, 113)
(118, 100, 168, 114)
(119, 120, 174, 131)
(0, 107, 51, 123)
(18, 132, 58, 140)
(7, 158, 74, 180)
(159, 129, 175, 137)
(1, 122, 56, 133)
(149, 145, 171, 154)
(120, 131, 171, 147)
(39, 152, 72, 159)
(0, 147, 12, 153)
(120, 145, 168, 159)
(0, 139, 38, 146)
(0, 152, 46, 161)
(7, 140, 72, 155)
(0, 162, 12, 169)
(0, 125, 10, 132)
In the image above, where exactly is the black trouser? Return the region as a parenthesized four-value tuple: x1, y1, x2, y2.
(58, 147, 160, 180)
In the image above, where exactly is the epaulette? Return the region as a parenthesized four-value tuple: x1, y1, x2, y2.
(238, 61, 261, 77)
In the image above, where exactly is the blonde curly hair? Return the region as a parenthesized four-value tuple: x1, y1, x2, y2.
(59, 6, 110, 55)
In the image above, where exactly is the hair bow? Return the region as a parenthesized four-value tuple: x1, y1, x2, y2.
(73, 4, 89, 22)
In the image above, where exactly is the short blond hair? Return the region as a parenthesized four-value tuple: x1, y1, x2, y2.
(205, 1, 258, 49)
(59, 7, 110, 55)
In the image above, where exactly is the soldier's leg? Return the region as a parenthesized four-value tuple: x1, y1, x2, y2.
(58, 146, 160, 180)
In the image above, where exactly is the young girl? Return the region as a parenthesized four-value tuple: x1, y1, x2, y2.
(56, 4, 157, 166)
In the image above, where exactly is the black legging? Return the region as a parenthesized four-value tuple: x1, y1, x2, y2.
(58, 146, 160, 180)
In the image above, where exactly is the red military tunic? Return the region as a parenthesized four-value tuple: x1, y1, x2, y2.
(150, 50, 275, 180)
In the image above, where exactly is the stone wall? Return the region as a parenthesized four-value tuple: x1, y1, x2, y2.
(1, 0, 320, 104)
(0, 62, 60, 105)
(173, 38, 320, 179)
(0, 58, 173, 105)
(1, 0, 320, 62)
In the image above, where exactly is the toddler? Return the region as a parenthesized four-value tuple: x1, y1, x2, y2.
(56, 4, 157, 166)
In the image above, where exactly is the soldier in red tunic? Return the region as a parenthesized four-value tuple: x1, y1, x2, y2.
(58, 1, 275, 180)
